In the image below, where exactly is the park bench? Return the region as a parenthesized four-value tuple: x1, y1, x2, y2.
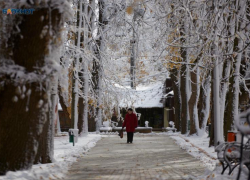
(235, 109, 250, 180)
(215, 139, 250, 175)
(215, 109, 250, 179)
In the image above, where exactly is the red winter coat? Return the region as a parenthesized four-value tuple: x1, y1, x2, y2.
(122, 113, 138, 132)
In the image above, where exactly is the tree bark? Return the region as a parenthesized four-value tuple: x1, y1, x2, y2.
(209, 70, 215, 147)
(170, 68, 181, 132)
(179, 12, 189, 134)
(94, 0, 107, 131)
(78, 97, 84, 134)
(198, 76, 211, 131)
(189, 67, 199, 135)
(180, 63, 188, 134)
(0, 4, 64, 174)
(224, 0, 246, 138)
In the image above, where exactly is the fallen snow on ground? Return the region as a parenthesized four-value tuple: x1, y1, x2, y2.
(198, 166, 249, 180)
(99, 131, 119, 135)
(167, 132, 249, 180)
(169, 132, 217, 170)
(0, 134, 101, 180)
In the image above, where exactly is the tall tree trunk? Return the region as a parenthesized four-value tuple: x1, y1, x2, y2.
(92, 57, 99, 130)
(198, 75, 211, 132)
(211, 1, 224, 146)
(179, 17, 189, 134)
(95, 0, 107, 132)
(82, 60, 89, 136)
(35, 76, 58, 164)
(0, 3, 64, 174)
(170, 68, 181, 132)
(88, 105, 96, 132)
(87, 0, 96, 105)
(78, 97, 84, 134)
(80, 0, 95, 136)
(78, 0, 86, 135)
(224, 38, 243, 136)
(220, 60, 231, 140)
(221, 4, 235, 140)
(72, 0, 84, 129)
(224, 0, 246, 138)
(209, 69, 215, 147)
(189, 66, 200, 135)
(180, 63, 188, 134)
(213, 57, 222, 145)
(71, 67, 79, 129)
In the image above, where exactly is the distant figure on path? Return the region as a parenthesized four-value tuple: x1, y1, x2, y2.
(122, 108, 138, 143)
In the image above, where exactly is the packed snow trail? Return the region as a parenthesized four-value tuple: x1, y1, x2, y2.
(66, 134, 205, 179)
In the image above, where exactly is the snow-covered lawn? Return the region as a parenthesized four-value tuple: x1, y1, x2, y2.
(0, 134, 101, 180)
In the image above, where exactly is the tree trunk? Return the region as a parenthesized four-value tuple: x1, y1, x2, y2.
(198, 76, 211, 131)
(0, 4, 64, 174)
(224, 0, 246, 138)
(220, 60, 231, 141)
(179, 17, 188, 134)
(71, 0, 85, 129)
(95, 0, 107, 132)
(180, 64, 188, 134)
(224, 38, 242, 137)
(189, 67, 200, 135)
(35, 76, 58, 164)
(170, 68, 181, 132)
(80, 0, 94, 136)
(71, 62, 79, 129)
(78, 0, 89, 135)
(220, 4, 235, 140)
(213, 57, 222, 145)
(78, 97, 84, 134)
(77, 1, 85, 135)
(88, 105, 96, 132)
(92, 57, 99, 130)
(211, 1, 224, 145)
(209, 70, 215, 147)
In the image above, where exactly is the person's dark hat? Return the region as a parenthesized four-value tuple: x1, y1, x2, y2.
(128, 108, 133, 111)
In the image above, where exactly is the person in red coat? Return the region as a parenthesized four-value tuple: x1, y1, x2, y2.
(122, 108, 138, 143)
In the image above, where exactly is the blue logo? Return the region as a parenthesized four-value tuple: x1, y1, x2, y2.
(2, 9, 35, 15)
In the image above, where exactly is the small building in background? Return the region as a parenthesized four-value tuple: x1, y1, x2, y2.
(58, 79, 175, 132)
(58, 103, 71, 132)
(120, 83, 164, 130)
(58, 103, 97, 132)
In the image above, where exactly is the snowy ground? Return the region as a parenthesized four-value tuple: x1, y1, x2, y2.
(100, 131, 217, 169)
(1, 131, 248, 180)
(0, 134, 101, 180)
(169, 132, 217, 170)
(167, 132, 249, 180)
(129, 131, 248, 179)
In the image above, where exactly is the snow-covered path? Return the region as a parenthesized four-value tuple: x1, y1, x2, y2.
(66, 134, 205, 180)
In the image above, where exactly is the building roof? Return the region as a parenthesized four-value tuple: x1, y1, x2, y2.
(119, 83, 164, 108)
